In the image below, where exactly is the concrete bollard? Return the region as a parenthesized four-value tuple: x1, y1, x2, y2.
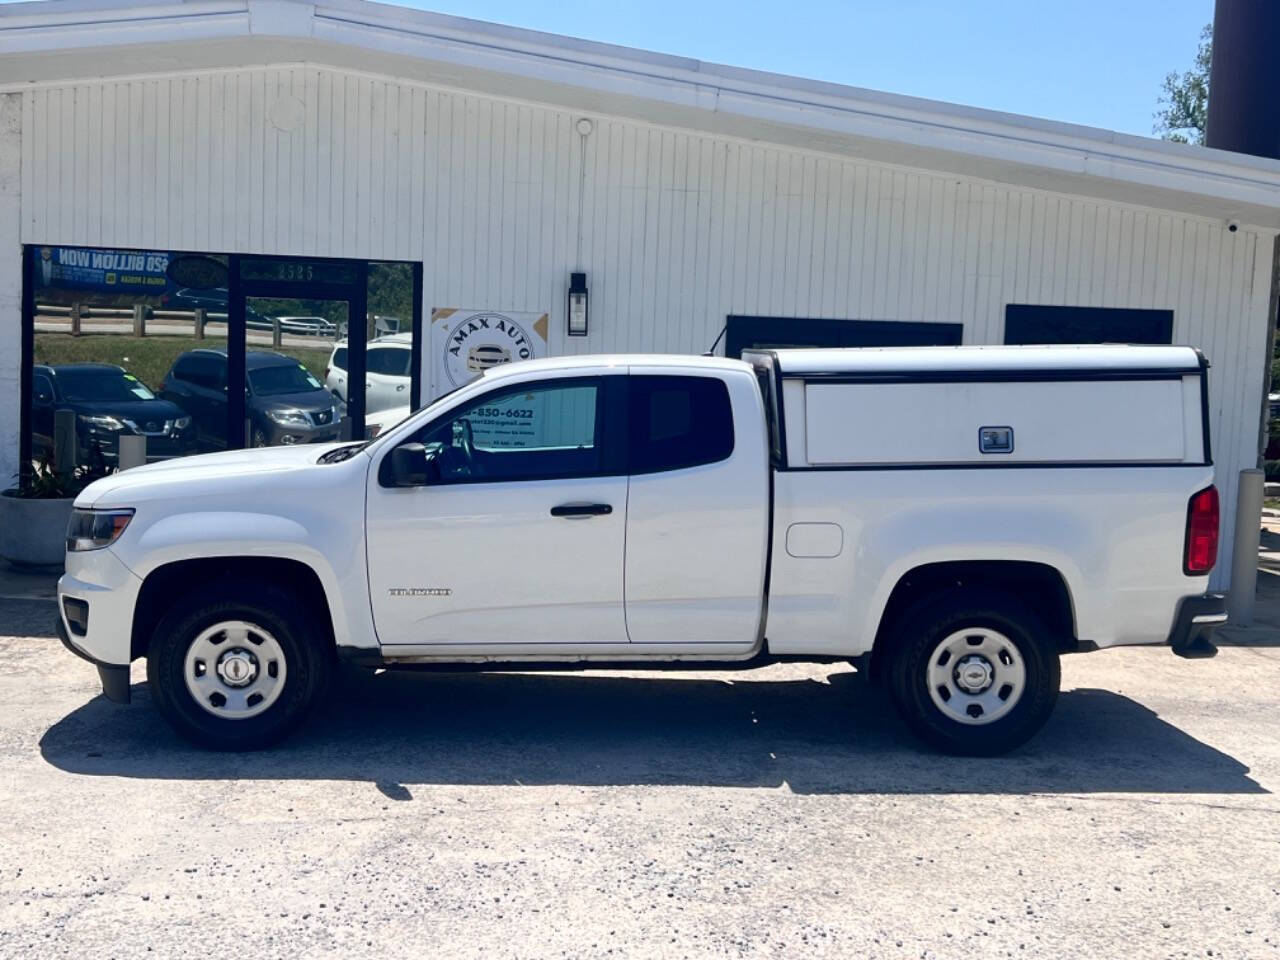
(70, 303, 82, 337)
(194, 308, 206, 340)
(1229, 468, 1265, 626)
(117, 435, 147, 471)
(132, 304, 147, 338)
(272, 317, 282, 347)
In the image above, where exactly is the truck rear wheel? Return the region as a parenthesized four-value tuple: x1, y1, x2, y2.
(886, 589, 1059, 756)
(146, 580, 331, 750)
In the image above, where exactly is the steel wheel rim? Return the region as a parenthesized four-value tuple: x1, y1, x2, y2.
(183, 620, 287, 720)
(926, 627, 1026, 726)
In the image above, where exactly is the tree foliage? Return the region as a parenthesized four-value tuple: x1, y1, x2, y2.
(249, 262, 415, 335)
(1154, 24, 1211, 144)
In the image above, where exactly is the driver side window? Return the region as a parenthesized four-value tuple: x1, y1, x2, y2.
(417, 378, 602, 482)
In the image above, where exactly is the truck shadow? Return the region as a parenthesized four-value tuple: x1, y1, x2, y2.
(39, 667, 1264, 796)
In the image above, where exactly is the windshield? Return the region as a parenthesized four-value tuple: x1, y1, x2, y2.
(249, 364, 324, 397)
(57, 370, 157, 403)
(357, 381, 471, 457)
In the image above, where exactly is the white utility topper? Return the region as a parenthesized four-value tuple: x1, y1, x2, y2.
(57, 344, 1224, 755)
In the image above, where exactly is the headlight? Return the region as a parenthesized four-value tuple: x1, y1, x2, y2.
(266, 408, 310, 427)
(66, 508, 134, 552)
(79, 414, 126, 431)
(174, 416, 193, 429)
(331, 406, 342, 423)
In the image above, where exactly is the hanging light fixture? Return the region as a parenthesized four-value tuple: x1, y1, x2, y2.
(567, 272, 588, 337)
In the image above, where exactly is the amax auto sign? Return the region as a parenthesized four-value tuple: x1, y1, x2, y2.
(429, 308, 549, 396)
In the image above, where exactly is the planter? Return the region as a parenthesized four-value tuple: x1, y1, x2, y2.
(0, 490, 74, 569)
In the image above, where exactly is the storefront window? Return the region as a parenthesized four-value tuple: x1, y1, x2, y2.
(364, 262, 415, 438)
(30, 246, 229, 469)
(23, 246, 422, 479)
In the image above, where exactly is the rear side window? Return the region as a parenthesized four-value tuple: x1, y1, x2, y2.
(367, 347, 410, 376)
(179, 354, 224, 390)
(331, 347, 348, 372)
(629, 375, 734, 474)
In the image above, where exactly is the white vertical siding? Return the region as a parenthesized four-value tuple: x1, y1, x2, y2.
(10, 65, 1276, 588)
(0, 92, 21, 491)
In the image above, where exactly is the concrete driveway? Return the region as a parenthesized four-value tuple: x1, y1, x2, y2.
(1, 579, 1278, 958)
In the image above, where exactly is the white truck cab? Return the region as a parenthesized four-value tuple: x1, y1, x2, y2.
(57, 345, 1225, 755)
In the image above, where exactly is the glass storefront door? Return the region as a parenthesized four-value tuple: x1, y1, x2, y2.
(239, 297, 348, 448)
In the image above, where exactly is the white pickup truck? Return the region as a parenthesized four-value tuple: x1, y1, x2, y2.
(57, 345, 1226, 755)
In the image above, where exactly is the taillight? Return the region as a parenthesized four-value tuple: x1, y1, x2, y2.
(1184, 486, 1219, 575)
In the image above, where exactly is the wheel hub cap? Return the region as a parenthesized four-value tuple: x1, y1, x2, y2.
(183, 620, 287, 720)
(216, 649, 257, 687)
(925, 627, 1028, 726)
(954, 655, 994, 693)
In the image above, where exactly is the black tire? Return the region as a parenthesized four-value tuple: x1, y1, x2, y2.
(886, 588, 1060, 756)
(146, 579, 332, 750)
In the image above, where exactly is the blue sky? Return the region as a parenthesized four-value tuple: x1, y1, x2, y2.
(414, 0, 1211, 137)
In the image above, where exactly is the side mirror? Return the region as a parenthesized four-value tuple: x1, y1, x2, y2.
(390, 443, 440, 486)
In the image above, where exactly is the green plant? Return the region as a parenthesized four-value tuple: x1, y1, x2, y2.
(11, 453, 113, 500)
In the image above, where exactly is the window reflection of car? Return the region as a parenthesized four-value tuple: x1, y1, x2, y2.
(274, 315, 338, 337)
(365, 405, 409, 439)
(30, 364, 197, 465)
(1267, 393, 1280, 461)
(159, 349, 342, 450)
(158, 288, 276, 331)
(467, 344, 511, 372)
(325, 334, 411, 414)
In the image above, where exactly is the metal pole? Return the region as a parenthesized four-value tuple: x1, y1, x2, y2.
(194, 308, 206, 340)
(52, 408, 77, 477)
(1229, 468, 1265, 625)
(132, 304, 147, 338)
(117, 435, 147, 470)
(1206, 0, 1280, 161)
(70, 302, 82, 337)
(272, 317, 282, 347)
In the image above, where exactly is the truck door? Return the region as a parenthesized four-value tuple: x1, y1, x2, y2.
(623, 370, 771, 645)
(366, 373, 630, 647)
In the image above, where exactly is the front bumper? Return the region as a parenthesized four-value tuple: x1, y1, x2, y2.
(57, 615, 131, 703)
(81, 430, 198, 464)
(1167, 593, 1227, 659)
(262, 420, 341, 446)
(57, 547, 142, 690)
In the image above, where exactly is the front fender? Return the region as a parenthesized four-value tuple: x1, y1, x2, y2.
(122, 512, 364, 648)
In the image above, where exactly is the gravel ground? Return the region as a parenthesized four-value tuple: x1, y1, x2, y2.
(1, 591, 1278, 959)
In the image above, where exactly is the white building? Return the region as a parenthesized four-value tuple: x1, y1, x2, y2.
(2, 0, 1279, 589)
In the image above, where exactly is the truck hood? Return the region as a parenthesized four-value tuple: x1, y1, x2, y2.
(75, 442, 355, 508)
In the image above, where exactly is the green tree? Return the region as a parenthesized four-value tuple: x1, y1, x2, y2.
(1154, 24, 1211, 144)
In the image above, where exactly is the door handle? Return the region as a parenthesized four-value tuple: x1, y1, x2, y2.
(550, 503, 613, 518)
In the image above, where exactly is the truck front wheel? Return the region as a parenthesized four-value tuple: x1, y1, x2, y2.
(886, 589, 1059, 756)
(146, 580, 331, 750)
